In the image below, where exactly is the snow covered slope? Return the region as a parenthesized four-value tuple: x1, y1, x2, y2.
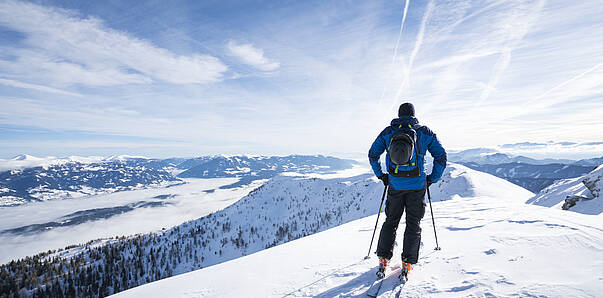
(427, 163, 533, 200)
(115, 167, 602, 298)
(527, 165, 603, 215)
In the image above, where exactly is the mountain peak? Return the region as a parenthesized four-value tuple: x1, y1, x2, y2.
(10, 154, 43, 161)
(104, 155, 150, 161)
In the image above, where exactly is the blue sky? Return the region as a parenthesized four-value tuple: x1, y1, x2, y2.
(0, 0, 602, 159)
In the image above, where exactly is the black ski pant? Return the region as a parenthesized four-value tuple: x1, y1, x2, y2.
(376, 187, 426, 264)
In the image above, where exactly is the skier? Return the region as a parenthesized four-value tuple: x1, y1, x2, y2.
(368, 102, 447, 281)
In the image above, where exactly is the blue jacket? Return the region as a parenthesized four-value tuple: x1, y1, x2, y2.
(368, 116, 447, 190)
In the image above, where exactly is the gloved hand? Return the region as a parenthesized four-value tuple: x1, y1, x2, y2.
(378, 174, 389, 187)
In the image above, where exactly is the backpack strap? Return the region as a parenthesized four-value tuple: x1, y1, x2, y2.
(413, 125, 423, 154)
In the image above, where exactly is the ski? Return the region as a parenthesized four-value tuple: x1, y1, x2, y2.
(370, 265, 410, 298)
(389, 282, 407, 298)
(388, 272, 408, 298)
(366, 278, 384, 297)
(366, 264, 401, 297)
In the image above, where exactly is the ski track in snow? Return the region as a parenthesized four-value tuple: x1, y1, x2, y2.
(114, 165, 603, 298)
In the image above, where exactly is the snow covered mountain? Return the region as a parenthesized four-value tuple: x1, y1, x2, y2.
(448, 148, 574, 165)
(575, 156, 603, 166)
(448, 143, 603, 166)
(527, 165, 602, 215)
(0, 157, 181, 207)
(0, 164, 540, 297)
(177, 155, 357, 189)
(458, 162, 595, 192)
(114, 165, 602, 297)
(448, 148, 598, 192)
(0, 154, 356, 207)
(178, 155, 356, 178)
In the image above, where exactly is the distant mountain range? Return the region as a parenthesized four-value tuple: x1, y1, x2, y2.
(0, 155, 357, 207)
(447, 148, 601, 166)
(0, 158, 181, 207)
(1, 149, 599, 207)
(575, 157, 603, 166)
(177, 155, 357, 189)
(447, 147, 601, 192)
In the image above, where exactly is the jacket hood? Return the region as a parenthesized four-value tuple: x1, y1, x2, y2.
(390, 116, 419, 127)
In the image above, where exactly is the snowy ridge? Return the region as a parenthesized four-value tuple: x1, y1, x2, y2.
(115, 165, 603, 297)
(527, 165, 603, 215)
(427, 163, 533, 201)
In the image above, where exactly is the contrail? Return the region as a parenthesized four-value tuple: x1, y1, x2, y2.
(479, 61, 603, 125)
(524, 61, 603, 108)
(377, 0, 410, 108)
(391, 0, 411, 66)
(431, 0, 507, 39)
(391, 0, 434, 111)
(474, 0, 546, 107)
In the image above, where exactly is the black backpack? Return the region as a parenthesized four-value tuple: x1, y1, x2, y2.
(387, 124, 421, 178)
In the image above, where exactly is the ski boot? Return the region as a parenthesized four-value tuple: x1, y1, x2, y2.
(399, 261, 413, 283)
(376, 257, 389, 278)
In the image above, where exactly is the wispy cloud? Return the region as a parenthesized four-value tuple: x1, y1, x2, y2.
(227, 40, 280, 71)
(0, 79, 82, 97)
(475, 0, 546, 105)
(0, 0, 227, 87)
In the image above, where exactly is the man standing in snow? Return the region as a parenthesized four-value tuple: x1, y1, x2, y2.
(368, 102, 447, 279)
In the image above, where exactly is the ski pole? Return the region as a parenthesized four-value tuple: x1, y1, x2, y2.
(365, 185, 388, 259)
(426, 185, 441, 250)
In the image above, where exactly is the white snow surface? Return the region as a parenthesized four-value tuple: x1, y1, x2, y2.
(527, 164, 603, 215)
(427, 163, 534, 201)
(112, 164, 603, 298)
